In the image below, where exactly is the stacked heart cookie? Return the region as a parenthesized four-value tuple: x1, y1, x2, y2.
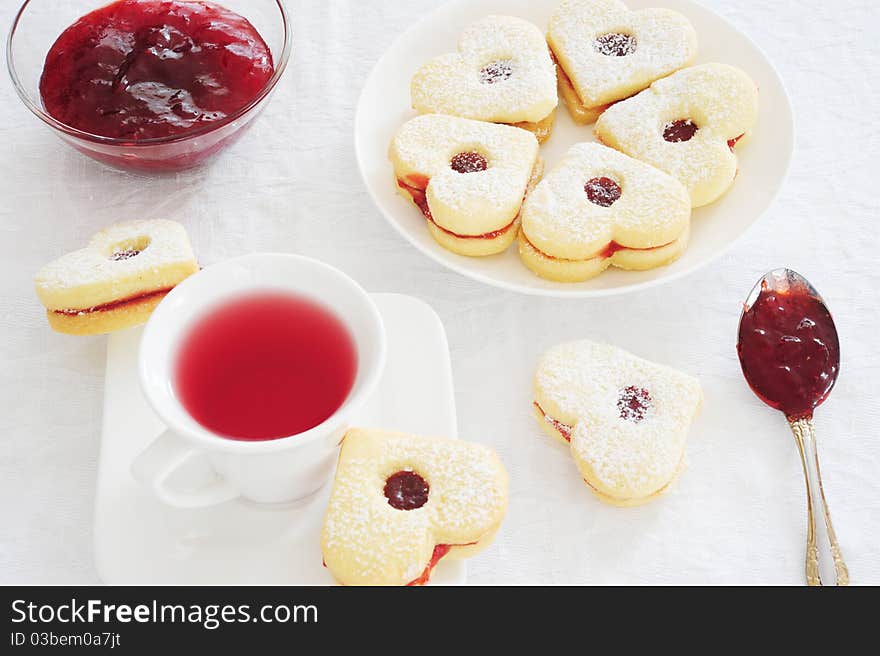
(390, 114, 542, 256)
(34, 220, 199, 335)
(519, 142, 691, 281)
(411, 15, 558, 142)
(549, 0, 697, 124)
(596, 63, 759, 207)
(321, 429, 509, 586)
(533, 340, 702, 505)
(389, 0, 761, 284)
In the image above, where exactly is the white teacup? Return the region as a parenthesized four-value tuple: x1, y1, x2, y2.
(131, 253, 386, 507)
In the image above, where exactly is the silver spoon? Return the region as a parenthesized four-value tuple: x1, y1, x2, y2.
(736, 268, 848, 586)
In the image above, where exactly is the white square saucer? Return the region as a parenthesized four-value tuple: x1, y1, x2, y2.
(94, 293, 465, 585)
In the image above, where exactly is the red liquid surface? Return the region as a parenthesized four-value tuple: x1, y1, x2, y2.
(175, 292, 357, 441)
(737, 280, 839, 419)
(39, 0, 273, 141)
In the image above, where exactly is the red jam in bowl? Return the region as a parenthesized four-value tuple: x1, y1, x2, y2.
(39, 0, 274, 142)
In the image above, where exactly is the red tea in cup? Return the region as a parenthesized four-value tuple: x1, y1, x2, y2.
(175, 292, 357, 440)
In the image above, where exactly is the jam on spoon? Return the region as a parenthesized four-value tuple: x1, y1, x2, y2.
(736, 269, 848, 586)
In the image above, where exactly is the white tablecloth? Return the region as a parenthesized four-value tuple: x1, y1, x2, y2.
(1, 0, 877, 585)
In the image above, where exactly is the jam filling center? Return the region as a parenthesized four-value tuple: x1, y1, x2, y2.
(617, 386, 652, 422)
(585, 176, 622, 207)
(384, 470, 429, 510)
(450, 152, 488, 174)
(663, 119, 699, 143)
(480, 60, 514, 84)
(110, 249, 143, 261)
(593, 33, 637, 57)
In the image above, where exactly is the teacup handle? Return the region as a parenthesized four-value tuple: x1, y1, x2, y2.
(131, 430, 240, 508)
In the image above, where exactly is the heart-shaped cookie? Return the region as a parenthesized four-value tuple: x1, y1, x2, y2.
(321, 429, 509, 586)
(519, 142, 691, 282)
(389, 114, 542, 256)
(534, 341, 702, 506)
(595, 63, 759, 207)
(548, 0, 697, 124)
(35, 219, 198, 335)
(411, 15, 558, 141)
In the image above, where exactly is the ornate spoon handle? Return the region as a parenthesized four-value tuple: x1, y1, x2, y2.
(789, 417, 849, 586)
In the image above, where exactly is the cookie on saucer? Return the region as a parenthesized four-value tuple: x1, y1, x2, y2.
(321, 428, 509, 586)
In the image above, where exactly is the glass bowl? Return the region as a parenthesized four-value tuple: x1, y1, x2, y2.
(7, 0, 291, 173)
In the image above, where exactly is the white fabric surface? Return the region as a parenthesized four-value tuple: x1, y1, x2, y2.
(1, 0, 878, 585)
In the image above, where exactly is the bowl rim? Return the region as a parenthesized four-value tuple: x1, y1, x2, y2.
(6, 0, 292, 146)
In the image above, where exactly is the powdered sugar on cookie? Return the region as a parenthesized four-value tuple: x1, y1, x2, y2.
(35, 220, 195, 300)
(534, 341, 702, 505)
(549, 0, 697, 110)
(522, 142, 690, 258)
(595, 63, 759, 207)
(321, 429, 508, 586)
(411, 15, 557, 124)
(390, 114, 539, 235)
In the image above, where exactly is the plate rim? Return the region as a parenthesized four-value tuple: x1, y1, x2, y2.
(354, 0, 795, 298)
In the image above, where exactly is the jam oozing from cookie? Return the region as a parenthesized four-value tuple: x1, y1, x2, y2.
(598, 242, 627, 259)
(663, 119, 699, 143)
(406, 541, 476, 586)
(479, 60, 514, 84)
(617, 386, 652, 422)
(39, 0, 274, 140)
(396, 177, 517, 240)
(727, 134, 744, 151)
(384, 470, 430, 510)
(585, 177, 622, 207)
(55, 288, 170, 316)
(593, 33, 637, 57)
(534, 402, 572, 441)
(407, 545, 451, 586)
(450, 152, 488, 174)
(522, 233, 674, 263)
(737, 279, 839, 419)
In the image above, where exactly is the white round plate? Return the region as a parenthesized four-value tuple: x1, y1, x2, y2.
(355, 0, 793, 297)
